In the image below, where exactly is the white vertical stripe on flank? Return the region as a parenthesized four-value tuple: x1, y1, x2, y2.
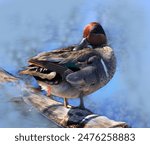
(101, 59, 109, 77)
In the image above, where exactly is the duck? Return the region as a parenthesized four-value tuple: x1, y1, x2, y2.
(20, 22, 116, 109)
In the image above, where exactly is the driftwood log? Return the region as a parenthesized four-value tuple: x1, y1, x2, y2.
(0, 68, 128, 128)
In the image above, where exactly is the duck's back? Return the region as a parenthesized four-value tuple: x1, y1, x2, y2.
(28, 46, 102, 71)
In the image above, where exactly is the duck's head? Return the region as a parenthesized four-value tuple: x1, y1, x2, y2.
(74, 22, 107, 50)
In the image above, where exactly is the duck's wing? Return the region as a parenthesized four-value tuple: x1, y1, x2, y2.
(20, 47, 101, 85)
(19, 46, 76, 82)
(59, 48, 101, 70)
(30, 46, 75, 62)
(29, 59, 68, 74)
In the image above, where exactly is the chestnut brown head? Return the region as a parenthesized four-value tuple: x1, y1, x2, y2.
(74, 22, 107, 50)
(83, 22, 107, 47)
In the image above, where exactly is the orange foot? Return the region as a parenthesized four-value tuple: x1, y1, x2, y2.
(47, 85, 51, 97)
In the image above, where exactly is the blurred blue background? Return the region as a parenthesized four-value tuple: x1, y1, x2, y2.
(0, 0, 150, 127)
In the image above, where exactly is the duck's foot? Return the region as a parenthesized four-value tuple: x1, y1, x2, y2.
(66, 104, 75, 109)
(63, 97, 86, 109)
(78, 104, 85, 110)
(65, 105, 85, 109)
(64, 98, 77, 109)
(46, 85, 51, 97)
(64, 98, 72, 108)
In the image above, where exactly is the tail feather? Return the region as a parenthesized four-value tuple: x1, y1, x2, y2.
(20, 59, 72, 81)
(19, 69, 56, 80)
(29, 59, 68, 74)
(19, 69, 30, 75)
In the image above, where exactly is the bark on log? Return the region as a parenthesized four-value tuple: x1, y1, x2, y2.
(0, 68, 18, 82)
(0, 68, 129, 128)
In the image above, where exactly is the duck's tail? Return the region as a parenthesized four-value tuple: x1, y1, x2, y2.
(29, 59, 68, 74)
(19, 59, 69, 81)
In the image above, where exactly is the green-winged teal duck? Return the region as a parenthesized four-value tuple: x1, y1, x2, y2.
(20, 22, 116, 109)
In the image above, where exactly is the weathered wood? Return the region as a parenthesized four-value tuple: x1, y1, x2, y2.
(24, 94, 128, 128)
(0, 68, 128, 128)
(0, 68, 18, 83)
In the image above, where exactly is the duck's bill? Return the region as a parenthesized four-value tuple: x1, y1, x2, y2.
(73, 38, 89, 51)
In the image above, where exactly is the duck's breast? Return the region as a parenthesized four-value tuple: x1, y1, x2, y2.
(50, 82, 81, 98)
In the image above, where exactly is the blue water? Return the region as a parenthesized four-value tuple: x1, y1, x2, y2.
(0, 0, 150, 127)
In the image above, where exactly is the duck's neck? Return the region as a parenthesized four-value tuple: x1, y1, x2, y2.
(96, 46, 116, 80)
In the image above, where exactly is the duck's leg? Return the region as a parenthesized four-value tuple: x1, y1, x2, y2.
(64, 98, 76, 109)
(64, 95, 85, 109)
(64, 98, 72, 108)
(47, 85, 51, 97)
(64, 98, 68, 107)
(79, 95, 85, 109)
